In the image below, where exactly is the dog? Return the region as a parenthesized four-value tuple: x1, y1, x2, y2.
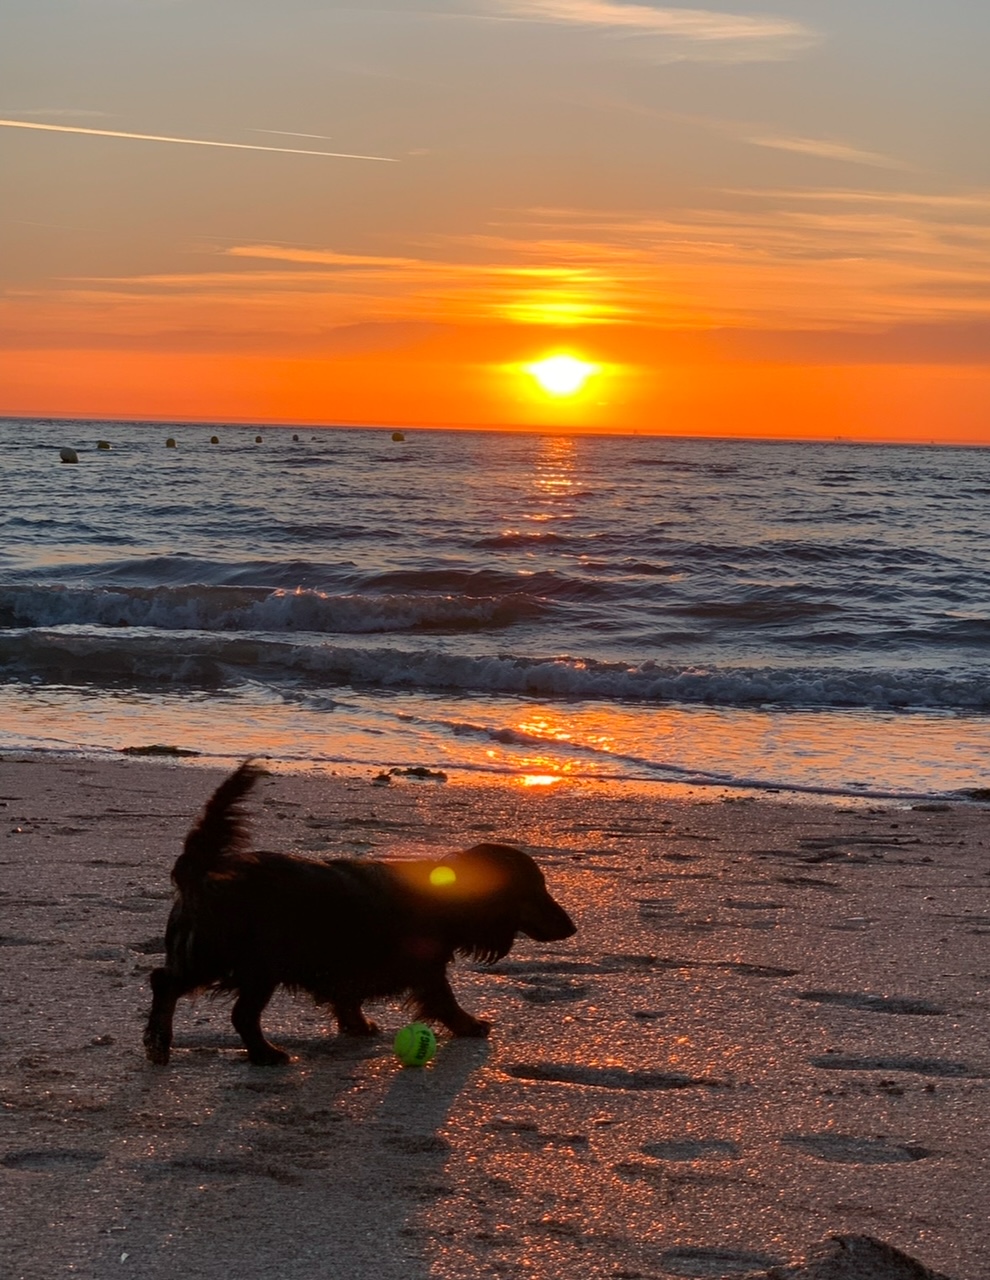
(143, 761, 576, 1065)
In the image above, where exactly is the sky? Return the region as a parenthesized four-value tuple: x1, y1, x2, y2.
(2, 0, 989, 440)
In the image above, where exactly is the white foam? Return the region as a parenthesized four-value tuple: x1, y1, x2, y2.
(2, 626, 988, 712)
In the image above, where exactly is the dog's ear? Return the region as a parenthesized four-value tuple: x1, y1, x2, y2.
(440, 844, 554, 962)
(453, 844, 576, 945)
(457, 919, 519, 965)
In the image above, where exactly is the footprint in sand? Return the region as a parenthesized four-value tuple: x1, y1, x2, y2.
(722, 961, 799, 978)
(141, 1155, 302, 1185)
(514, 974, 591, 1003)
(128, 937, 166, 955)
(608, 957, 800, 979)
(112, 897, 161, 913)
(636, 898, 686, 923)
(722, 898, 786, 909)
(810, 1054, 977, 1077)
(486, 1117, 590, 1148)
(775, 874, 843, 891)
(782, 1133, 933, 1164)
(798, 990, 946, 1015)
(82, 946, 126, 961)
(2, 1149, 105, 1173)
(641, 1138, 741, 1161)
(656, 1245, 783, 1276)
(504, 1063, 722, 1090)
(502, 959, 599, 974)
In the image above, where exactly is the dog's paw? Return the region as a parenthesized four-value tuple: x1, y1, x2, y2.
(458, 1017, 492, 1038)
(247, 1044, 292, 1066)
(336, 1012, 381, 1036)
(346, 1018, 380, 1037)
(143, 1031, 171, 1066)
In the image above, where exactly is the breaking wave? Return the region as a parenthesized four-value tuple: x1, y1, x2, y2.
(2, 628, 988, 712)
(0, 583, 550, 634)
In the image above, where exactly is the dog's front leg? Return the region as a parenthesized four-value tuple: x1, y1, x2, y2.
(230, 979, 289, 1065)
(413, 971, 491, 1037)
(143, 966, 185, 1065)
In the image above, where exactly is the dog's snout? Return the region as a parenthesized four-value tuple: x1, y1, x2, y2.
(521, 893, 577, 941)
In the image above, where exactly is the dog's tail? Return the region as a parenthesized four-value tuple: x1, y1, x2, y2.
(171, 759, 262, 897)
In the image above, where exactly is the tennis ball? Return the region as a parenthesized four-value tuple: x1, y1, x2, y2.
(393, 1022, 437, 1067)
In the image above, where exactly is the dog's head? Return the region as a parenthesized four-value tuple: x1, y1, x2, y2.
(436, 843, 576, 962)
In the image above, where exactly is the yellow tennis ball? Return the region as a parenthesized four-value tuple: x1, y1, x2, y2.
(393, 1022, 437, 1067)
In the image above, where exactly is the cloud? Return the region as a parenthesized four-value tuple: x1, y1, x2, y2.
(605, 107, 910, 171)
(460, 190, 990, 332)
(9, 186, 990, 354)
(493, 1, 817, 59)
(226, 244, 592, 279)
(731, 189, 990, 213)
(17, 238, 623, 340)
(0, 119, 396, 162)
(745, 133, 910, 171)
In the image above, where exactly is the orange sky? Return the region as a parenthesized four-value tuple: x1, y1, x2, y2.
(2, 2, 989, 441)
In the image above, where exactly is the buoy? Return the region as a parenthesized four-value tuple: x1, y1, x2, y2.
(97, 440, 110, 450)
(59, 447, 79, 464)
(292, 434, 299, 442)
(165, 437, 176, 449)
(210, 435, 219, 444)
(391, 431, 405, 442)
(255, 435, 262, 443)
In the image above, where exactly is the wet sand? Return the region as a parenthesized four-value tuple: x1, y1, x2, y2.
(1, 755, 987, 1279)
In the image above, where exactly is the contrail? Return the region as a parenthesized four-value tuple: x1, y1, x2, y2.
(0, 118, 397, 162)
(251, 128, 336, 141)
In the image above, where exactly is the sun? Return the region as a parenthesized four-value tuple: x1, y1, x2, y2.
(525, 355, 597, 397)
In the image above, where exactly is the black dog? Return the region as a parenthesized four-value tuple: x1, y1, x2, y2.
(144, 761, 576, 1065)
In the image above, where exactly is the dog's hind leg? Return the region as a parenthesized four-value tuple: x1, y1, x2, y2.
(412, 970, 491, 1038)
(331, 999, 380, 1037)
(230, 979, 288, 1065)
(143, 966, 190, 1065)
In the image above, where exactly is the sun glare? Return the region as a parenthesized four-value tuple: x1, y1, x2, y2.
(525, 355, 597, 397)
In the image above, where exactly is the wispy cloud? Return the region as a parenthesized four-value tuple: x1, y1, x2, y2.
(9, 187, 990, 352)
(226, 244, 592, 280)
(494, 1, 817, 59)
(55, 242, 621, 329)
(0, 119, 397, 162)
(486, 192, 990, 330)
(730, 189, 990, 212)
(597, 105, 910, 172)
(745, 133, 910, 171)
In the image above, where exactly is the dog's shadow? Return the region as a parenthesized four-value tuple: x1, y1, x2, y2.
(125, 1024, 491, 1278)
(378, 1034, 491, 1132)
(373, 1036, 494, 1260)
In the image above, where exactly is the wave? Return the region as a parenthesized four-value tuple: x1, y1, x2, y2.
(0, 584, 550, 635)
(2, 628, 989, 712)
(471, 531, 572, 550)
(360, 567, 616, 602)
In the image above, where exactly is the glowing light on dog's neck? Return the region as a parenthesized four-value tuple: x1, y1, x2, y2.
(430, 866, 457, 887)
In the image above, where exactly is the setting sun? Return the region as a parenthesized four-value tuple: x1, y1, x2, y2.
(525, 355, 597, 397)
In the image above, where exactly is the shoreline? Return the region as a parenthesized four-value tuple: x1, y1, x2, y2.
(3, 742, 988, 810)
(1, 753, 987, 1278)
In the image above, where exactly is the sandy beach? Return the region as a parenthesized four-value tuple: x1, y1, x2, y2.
(1, 754, 987, 1279)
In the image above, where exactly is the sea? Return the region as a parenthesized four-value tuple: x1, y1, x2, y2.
(2, 418, 989, 802)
